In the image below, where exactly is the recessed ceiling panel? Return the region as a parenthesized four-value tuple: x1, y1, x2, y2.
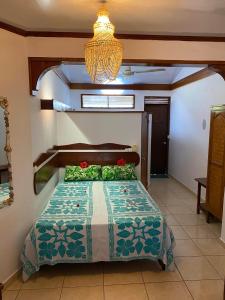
(60, 64, 204, 84)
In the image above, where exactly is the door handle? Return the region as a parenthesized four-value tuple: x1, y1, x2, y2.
(163, 142, 167, 145)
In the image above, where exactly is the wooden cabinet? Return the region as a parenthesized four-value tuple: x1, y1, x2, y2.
(206, 105, 225, 221)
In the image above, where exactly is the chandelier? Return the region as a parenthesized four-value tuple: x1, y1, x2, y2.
(85, 6, 123, 84)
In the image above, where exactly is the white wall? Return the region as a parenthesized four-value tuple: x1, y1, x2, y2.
(169, 72, 225, 242)
(31, 70, 70, 161)
(56, 112, 142, 176)
(69, 90, 171, 111)
(27, 37, 225, 61)
(0, 29, 34, 283)
(169, 73, 225, 193)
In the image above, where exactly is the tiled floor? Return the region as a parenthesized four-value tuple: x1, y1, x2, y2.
(3, 178, 224, 300)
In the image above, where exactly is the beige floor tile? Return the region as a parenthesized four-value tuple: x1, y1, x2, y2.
(165, 215, 179, 226)
(141, 260, 182, 282)
(193, 239, 225, 255)
(170, 226, 190, 239)
(104, 261, 143, 285)
(173, 214, 205, 225)
(175, 256, 220, 280)
(2, 290, 19, 300)
(183, 225, 217, 239)
(167, 205, 195, 214)
(61, 286, 104, 300)
(153, 199, 167, 207)
(162, 198, 187, 207)
(16, 288, 61, 300)
(174, 239, 202, 257)
(207, 256, 225, 277)
(63, 263, 103, 287)
(22, 266, 64, 289)
(186, 280, 224, 300)
(168, 183, 190, 193)
(173, 188, 196, 200)
(158, 206, 170, 215)
(5, 276, 23, 291)
(207, 223, 222, 238)
(21, 266, 64, 289)
(104, 283, 148, 300)
(145, 282, 192, 300)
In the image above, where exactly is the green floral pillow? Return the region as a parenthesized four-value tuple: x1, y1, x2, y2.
(64, 165, 102, 181)
(102, 164, 137, 180)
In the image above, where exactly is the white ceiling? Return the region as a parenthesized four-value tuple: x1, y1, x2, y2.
(1, 0, 225, 35)
(60, 65, 203, 84)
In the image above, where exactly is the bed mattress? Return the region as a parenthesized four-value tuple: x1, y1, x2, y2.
(22, 180, 175, 280)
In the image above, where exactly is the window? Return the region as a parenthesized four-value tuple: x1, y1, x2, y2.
(81, 94, 135, 109)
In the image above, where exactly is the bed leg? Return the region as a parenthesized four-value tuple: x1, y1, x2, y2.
(158, 259, 166, 271)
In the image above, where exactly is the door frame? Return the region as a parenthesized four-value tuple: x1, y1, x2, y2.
(141, 96, 171, 187)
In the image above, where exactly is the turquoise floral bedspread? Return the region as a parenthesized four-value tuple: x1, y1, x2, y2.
(22, 180, 175, 281)
(103, 181, 175, 265)
(22, 182, 93, 280)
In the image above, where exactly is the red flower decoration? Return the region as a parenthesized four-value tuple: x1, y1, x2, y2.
(117, 158, 126, 166)
(80, 161, 89, 168)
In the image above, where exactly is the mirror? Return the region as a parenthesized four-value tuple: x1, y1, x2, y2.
(0, 97, 13, 208)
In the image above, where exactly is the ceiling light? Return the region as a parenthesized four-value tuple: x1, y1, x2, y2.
(85, 6, 123, 84)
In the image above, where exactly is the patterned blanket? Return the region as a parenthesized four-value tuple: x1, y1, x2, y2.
(22, 180, 175, 281)
(0, 183, 10, 201)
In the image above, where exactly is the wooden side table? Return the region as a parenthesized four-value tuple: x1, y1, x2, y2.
(194, 177, 207, 214)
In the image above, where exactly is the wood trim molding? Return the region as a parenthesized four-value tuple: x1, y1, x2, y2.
(0, 21, 27, 36)
(28, 58, 61, 95)
(52, 143, 132, 151)
(70, 83, 172, 90)
(28, 57, 223, 95)
(2, 21, 225, 42)
(208, 65, 225, 80)
(171, 67, 215, 90)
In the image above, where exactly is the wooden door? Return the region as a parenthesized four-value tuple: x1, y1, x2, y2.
(145, 101, 170, 177)
(206, 105, 225, 220)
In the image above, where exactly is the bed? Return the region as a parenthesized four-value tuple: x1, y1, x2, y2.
(22, 143, 175, 281)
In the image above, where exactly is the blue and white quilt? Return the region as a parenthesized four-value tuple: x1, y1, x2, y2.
(22, 180, 175, 280)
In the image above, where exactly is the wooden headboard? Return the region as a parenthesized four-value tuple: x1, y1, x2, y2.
(33, 143, 140, 195)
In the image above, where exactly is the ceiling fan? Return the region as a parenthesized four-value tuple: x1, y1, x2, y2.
(122, 66, 166, 76)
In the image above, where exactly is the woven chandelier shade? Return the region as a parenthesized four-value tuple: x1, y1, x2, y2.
(85, 7, 123, 84)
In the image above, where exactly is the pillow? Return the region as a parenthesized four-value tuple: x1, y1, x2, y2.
(102, 164, 137, 181)
(64, 165, 102, 181)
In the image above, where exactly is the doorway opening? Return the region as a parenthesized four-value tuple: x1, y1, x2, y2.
(141, 96, 170, 186)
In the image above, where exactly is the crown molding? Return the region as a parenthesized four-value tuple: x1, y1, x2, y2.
(70, 83, 172, 90)
(171, 67, 215, 90)
(2, 21, 225, 42)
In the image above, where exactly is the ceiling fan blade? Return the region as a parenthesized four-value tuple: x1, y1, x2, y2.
(134, 68, 166, 74)
(122, 72, 135, 76)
